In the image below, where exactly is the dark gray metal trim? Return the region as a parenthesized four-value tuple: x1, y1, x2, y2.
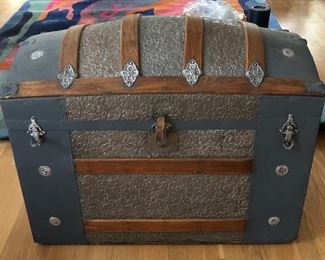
(261, 28, 320, 83)
(1, 97, 65, 120)
(243, 96, 324, 243)
(3, 98, 87, 244)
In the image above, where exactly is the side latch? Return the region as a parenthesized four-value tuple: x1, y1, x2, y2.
(279, 114, 298, 150)
(27, 117, 46, 147)
(146, 116, 178, 152)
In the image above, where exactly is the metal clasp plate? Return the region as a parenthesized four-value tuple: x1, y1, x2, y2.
(146, 117, 178, 152)
(279, 114, 298, 150)
(27, 117, 45, 147)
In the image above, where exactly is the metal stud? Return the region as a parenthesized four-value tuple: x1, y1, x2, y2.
(120, 60, 139, 87)
(57, 64, 77, 89)
(182, 58, 202, 86)
(30, 50, 44, 60)
(275, 165, 289, 176)
(282, 48, 295, 58)
(49, 216, 61, 226)
(268, 216, 280, 226)
(38, 166, 52, 177)
(245, 61, 265, 87)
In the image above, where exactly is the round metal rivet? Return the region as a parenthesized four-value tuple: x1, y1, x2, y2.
(275, 165, 289, 176)
(30, 50, 44, 60)
(282, 48, 295, 58)
(268, 216, 280, 226)
(38, 166, 52, 177)
(49, 217, 61, 226)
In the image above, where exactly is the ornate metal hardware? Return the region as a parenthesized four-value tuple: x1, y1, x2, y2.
(30, 50, 44, 60)
(275, 165, 289, 176)
(120, 60, 139, 87)
(268, 216, 280, 226)
(147, 117, 178, 152)
(182, 58, 202, 86)
(153, 116, 172, 147)
(58, 64, 77, 89)
(245, 61, 264, 87)
(282, 48, 295, 58)
(27, 117, 46, 147)
(279, 114, 298, 150)
(38, 166, 52, 177)
(49, 216, 61, 226)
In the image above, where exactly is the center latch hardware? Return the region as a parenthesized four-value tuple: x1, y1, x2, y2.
(146, 116, 178, 152)
(153, 116, 172, 147)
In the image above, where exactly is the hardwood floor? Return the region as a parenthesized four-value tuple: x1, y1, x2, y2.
(0, 0, 325, 259)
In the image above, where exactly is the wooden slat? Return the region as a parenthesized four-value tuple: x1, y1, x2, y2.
(242, 22, 265, 70)
(183, 15, 204, 68)
(75, 158, 252, 174)
(120, 14, 140, 68)
(59, 24, 87, 73)
(12, 77, 318, 98)
(84, 218, 246, 233)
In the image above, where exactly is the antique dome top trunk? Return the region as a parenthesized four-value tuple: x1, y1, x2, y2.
(1, 14, 324, 244)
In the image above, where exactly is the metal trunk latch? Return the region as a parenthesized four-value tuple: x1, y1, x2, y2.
(154, 116, 171, 147)
(146, 116, 178, 152)
(279, 114, 298, 150)
(27, 117, 46, 147)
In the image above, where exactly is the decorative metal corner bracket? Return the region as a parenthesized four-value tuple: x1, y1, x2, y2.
(27, 117, 46, 148)
(182, 59, 202, 86)
(120, 60, 139, 88)
(245, 61, 264, 87)
(57, 64, 78, 89)
(279, 114, 299, 150)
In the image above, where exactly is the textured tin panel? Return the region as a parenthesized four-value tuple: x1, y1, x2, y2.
(71, 130, 255, 158)
(65, 94, 259, 121)
(86, 231, 243, 244)
(79, 20, 120, 78)
(77, 17, 245, 78)
(78, 174, 249, 219)
(139, 16, 183, 76)
(203, 20, 245, 76)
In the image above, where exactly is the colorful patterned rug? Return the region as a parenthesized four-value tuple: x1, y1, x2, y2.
(0, 0, 282, 138)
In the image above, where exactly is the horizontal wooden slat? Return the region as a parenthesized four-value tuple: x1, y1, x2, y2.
(10, 77, 318, 98)
(74, 158, 252, 174)
(84, 218, 246, 232)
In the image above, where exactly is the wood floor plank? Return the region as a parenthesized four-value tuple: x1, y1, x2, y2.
(0, 142, 24, 254)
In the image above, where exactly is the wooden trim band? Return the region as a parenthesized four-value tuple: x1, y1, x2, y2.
(13, 77, 317, 98)
(84, 218, 246, 233)
(183, 15, 204, 68)
(120, 14, 140, 68)
(59, 24, 87, 73)
(16, 77, 308, 95)
(242, 22, 265, 70)
(74, 158, 252, 175)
